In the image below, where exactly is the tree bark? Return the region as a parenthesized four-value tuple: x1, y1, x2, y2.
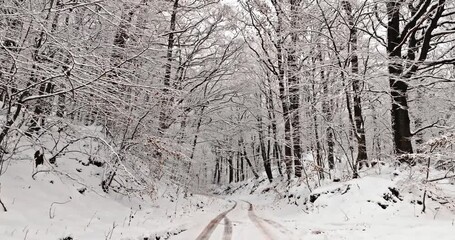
(268, 0, 294, 179)
(228, 152, 234, 183)
(213, 158, 220, 184)
(276, 18, 293, 179)
(159, 0, 179, 133)
(188, 106, 205, 173)
(288, 0, 303, 178)
(259, 95, 273, 182)
(387, 0, 447, 154)
(267, 80, 283, 176)
(386, 1, 414, 154)
(312, 91, 324, 180)
(240, 137, 259, 179)
(259, 123, 273, 182)
(342, 0, 369, 174)
(319, 50, 335, 170)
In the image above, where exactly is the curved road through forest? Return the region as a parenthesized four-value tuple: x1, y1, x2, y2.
(183, 199, 299, 240)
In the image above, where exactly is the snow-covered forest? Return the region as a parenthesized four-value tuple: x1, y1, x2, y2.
(0, 0, 454, 239)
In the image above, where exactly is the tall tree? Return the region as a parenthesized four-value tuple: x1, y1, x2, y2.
(342, 0, 369, 176)
(385, 0, 453, 154)
(159, 0, 179, 134)
(288, 0, 303, 178)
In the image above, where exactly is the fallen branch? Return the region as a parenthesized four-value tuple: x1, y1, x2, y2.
(32, 169, 52, 180)
(0, 184, 7, 212)
(0, 198, 6, 212)
(49, 200, 71, 219)
(427, 174, 455, 183)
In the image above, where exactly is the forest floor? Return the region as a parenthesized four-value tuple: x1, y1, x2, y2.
(172, 172, 455, 240)
(1, 157, 455, 240)
(0, 125, 227, 240)
(0, 125, 454, 239)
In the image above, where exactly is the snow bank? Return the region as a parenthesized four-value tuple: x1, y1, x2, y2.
(217, 164, 455, 240)
(0, 125, 225, 240)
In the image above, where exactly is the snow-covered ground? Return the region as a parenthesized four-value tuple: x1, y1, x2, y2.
(244, 175, 455, 240)
(0, 157, 225, 239)
(170, 171, 455, 240)
(0, 126, 227, 240)
(1, 125, 454, 239)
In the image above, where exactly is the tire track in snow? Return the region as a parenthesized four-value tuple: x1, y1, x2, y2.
(262, 218, 294, 236)
(242, 200, 274, 240)
(222, 216, 233, 240)
(195, 200, 237, 240)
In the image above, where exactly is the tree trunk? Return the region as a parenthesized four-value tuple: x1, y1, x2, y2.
(188, 107, 205, 173)
(313, 104, 324, 180)
(266, 74, 283, 176)
(371, 103, 383, 161)
(342, 0, 369, 172)
(213, 155, 219, 184)
(236, 147, 240, 182)
(259, 95, 273, 182)
(386, 0, 447, 154)
(228, 153, 234, 183)
(240, 137, 259, 179)
(319, 50, 335, 170)
(159, 0, 179, 133)
(386, 1, 413, 154)
(240, 153, 245, 181)
(259, 127, 273, 182)
(271, 1, 293, 179)
(288, 0, 302, 178)
(218, 154, 222, 184)
(414, 89, 424, 149)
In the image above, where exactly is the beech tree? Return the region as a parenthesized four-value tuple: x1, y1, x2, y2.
(383, 0, 455, 154)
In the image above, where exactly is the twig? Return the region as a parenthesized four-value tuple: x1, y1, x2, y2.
(49, 200, 71, 219)
(32, 169, 52, 180)
(411, 120, 441, 136)
(422, 157, 431, 213)
(427, 174, 455, 183)
(47, 137, 92, 164)
(0, 198, 6, 212)
(340, 208, 350, 221)
(105, 222, 117, 240)
(23, 229, 29, 240)
(85, 211, 98, 230)
(0, 183, 7, 212)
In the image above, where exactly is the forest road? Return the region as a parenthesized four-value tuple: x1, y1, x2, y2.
(242, 200, 295, 240)
(195, 200, 237, 240)
(194, 199, 296, 240)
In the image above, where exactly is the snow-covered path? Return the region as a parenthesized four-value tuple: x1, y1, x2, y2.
(193, 200, 237, 240)
(168, 175, 455, 240)
(172, 197, 301, 240)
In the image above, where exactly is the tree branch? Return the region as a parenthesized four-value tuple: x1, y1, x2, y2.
(411, 120, 441, 136)
(427, 174, 455, 182)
